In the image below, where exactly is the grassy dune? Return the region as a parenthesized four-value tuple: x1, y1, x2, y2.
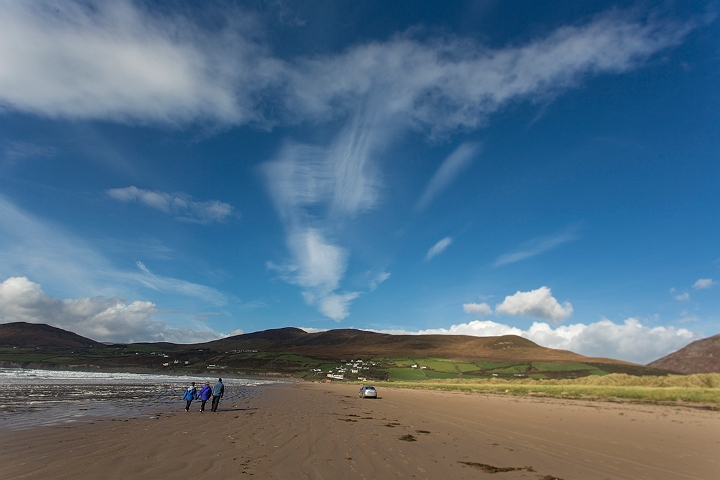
(377, 373, 720, 404)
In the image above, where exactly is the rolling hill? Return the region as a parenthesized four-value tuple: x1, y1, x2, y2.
(0, 322, 672, 378)
(0, 322, 103, 349)
(192, 327, 625, 364)
(647, 334, 720, 374)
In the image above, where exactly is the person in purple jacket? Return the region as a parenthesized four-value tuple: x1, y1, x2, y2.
(198, 381, 212, 412)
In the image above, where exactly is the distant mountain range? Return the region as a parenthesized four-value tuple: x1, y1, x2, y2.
(647, 334, 720, 374)
(0, 322, 617, 362)
(191, 327, 626, 363)
(0, 322, 674, 378)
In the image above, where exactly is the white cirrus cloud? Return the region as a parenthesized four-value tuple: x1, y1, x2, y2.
(261, 121, 391, 320)
(2, 141, 57, 167)
(136, 261, 152, 276)
(0, 276, 221, 343)
(0, 194, 226, 306)
(674, 292, 690, 302)
(0, 0, 696, 330)
(416, 143, 480, 211)
(368, 272, 391, 291)
(7, 0, 691, 324)
(495, 286, 573, 323)
(0, 2, 698, 131)
(285, 10, 698, 136)
(692, 278, 716, 290)
(463, 302, 493, 315)
(263, 9, 694, 321)
(370, 318, 699, 364)
(316, 292, 361, 321)
(262, 134, 383, 222)
(0, 1, 278, 126)
(425, 237, 453, 261)
(130, 263, 226, 306)
(267, 227, 359, 321)
(107, 186, 235, 224)
(494, 227, 579, 266)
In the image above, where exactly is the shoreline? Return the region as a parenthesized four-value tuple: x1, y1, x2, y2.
(2, 382, 718, 479)
(0, 369, 278, 431)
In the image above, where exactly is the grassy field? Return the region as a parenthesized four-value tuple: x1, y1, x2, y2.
(531, 361, 599, 372)
(386, 367, 427, 381)
(423, 370, 463, 380)
(274, 354, 322, 365)
(374, 357, 618, 380)
(374, 373, 720, 404)
(0, 347, 687, 386)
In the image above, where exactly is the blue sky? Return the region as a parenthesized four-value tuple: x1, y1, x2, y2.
(0, 1, 718, 363)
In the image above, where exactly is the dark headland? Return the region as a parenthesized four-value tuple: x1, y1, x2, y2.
(648, 333, 720, 374)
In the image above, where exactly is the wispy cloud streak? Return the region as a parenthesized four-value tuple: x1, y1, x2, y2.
(0, 2, 699, 129)
(259, 8, 696, 320)
(107, 186, 235, 224)
(0, 1, 700, 322)
(262, 134, 378, 320)
(2, 141, 57, 167)
(416, 143, 480, 211)
(494, 227, 579, 266)
(425, 237, 453, 261)
(0, 195, 226, 306)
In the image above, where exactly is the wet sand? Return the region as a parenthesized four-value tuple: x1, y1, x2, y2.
(1, 382, 718, 479)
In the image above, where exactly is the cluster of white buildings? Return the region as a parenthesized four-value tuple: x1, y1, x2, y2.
(317, 359, 378, 380)
(161, 359, 191, 367)
(207, 364, 228, 370)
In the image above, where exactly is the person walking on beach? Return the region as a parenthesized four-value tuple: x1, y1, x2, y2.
(182, 382, 197, 412)
(198, 381, 212, 412)
(211, 378, 224, 412)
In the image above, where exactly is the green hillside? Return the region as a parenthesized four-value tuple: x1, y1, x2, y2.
(0, 322, 672, 379)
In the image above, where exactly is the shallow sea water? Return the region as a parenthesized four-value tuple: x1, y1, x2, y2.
(0, 368, 275, 430)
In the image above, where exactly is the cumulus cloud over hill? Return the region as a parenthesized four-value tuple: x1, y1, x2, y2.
(397, 318, 698, 364)
(0, 277, 220, 343)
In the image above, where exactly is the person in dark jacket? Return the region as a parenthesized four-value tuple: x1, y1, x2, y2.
(211, 378, 224, 412)
(182, 382, 197, 412)
(198, 381, 212, 412)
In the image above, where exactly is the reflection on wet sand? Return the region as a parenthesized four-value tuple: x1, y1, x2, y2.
(0, 368, 272, 430)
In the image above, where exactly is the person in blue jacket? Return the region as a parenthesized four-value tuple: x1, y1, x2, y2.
(198, 381, 212, 412)
(211, 378, 224, 412)
(182, 381, 197, 412)
(183, 382, 197, 412)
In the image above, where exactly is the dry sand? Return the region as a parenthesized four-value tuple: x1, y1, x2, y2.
(2, 382, 718, 479)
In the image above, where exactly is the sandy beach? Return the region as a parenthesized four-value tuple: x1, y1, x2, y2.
(2, 382, 718, 479)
